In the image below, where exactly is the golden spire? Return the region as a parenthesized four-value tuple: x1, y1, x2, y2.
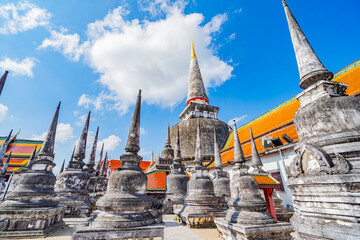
(191, 40, 197, 59)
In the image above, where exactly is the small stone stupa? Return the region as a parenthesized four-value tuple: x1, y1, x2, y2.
(249, 127, 294, 222)
(283, 0, 360, 238)
(249, 127, 267, 175)
(163, 126, 189, 214)
(211, 126, 230, 210)
(55, 112, 92, 217)
(178, 119, 224, 228)
(0, 103, 66, 238)
(84, 126, 99, 174)
(73, 90, 164, 240)
(215, 123, 293, 240)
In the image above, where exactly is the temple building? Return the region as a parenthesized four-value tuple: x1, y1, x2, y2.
(0, 135, 43, 177)
(170, 42, 230, 165)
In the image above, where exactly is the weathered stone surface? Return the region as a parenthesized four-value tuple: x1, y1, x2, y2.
(163, 126, 189, 214)
(283, 1, 360, 238)
(73, 90, 164, 239)
(212, 127, 230, 210)
(170, 118, 229, 161)
(0, 103, 66, 238)
(55, 170, 91, 217)
(282, 0, 333, 89)
(55, 111, 92, 217)
(287, 174, 360, 239)
(216, 121, 292, 239)
(215, 218, 292, 240)
(178, 120, 224, 228)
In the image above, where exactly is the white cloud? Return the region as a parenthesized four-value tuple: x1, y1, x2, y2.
(32, 122, 75, 143)
(98, 135, 122, 152)
(38, 28, 87, 62)
(140, 127, 147, 135)
(40, 1, 234, 113)
(0, 104, 8, 121)
(0, 1, 51, 34)
(56, 123, 75, 143)
(0, 57, 37, 77)
(228, 115, 248, 126)
(139, 148, 152, 159)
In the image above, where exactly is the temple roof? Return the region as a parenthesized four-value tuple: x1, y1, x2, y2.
(0, 138, 43, 173)
(215, 59, 360, 167)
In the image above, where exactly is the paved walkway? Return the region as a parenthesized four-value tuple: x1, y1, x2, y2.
(20, 215, 219, 240)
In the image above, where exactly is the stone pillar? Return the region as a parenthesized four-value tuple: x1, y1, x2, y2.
(0, 103, 66, 238)
(55, 112, 92, 217)
(282, 1, 360, 239)
(177, 119, 224, 228)
(73, 90, 164, 240)
(163, 126, 189, 214)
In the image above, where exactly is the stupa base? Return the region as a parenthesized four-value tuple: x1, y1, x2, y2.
(177, 210, 226, 228)
(56, 193, 91, 217)
(215, 217, 293, 240)
(0, 206, 65, 239)
(72, 222, 164, 240)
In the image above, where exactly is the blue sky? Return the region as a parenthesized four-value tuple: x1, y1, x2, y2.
(0, 0, 359, 174)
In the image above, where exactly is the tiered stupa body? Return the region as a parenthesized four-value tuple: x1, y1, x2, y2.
(170, 42, 230, 165)
(283, 1, 360, 239)
(89, 144, 107, 204)
(215, 122, 293, 239)
(178, 119, 224, 228)
(0, 103, 65, 238)
(211, 127, 230, 210)
(163, 126, 189, 213)
(55, 112, 92, 217)
(73, 90, 164, 240)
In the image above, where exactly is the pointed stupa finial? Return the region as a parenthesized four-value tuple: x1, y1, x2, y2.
(186, 41, 209, 106)
(250, 127, 263, 169)
(194, 119, 203, 166)
(25, 146, 37, 170)
(165, 124, 171, 146)
(161, 124, 174, 159)
(282, 0, 333, 89)
(0, 129, 13, 167)
(174, 126, 181, 161)
(125, 90, 141, 154)
(101, 152, 108, 176)
(233, 120, 246, 164)
(74, 111, 90, 161)
(67, 145, 76, 169)
(60, 159, 65, 174)
(1, 152, 11, 175)
(213, 126, 223, 170)
(95, 143, 104, 173)
(37, 102, 61, 159)
(86, 126, 99, 166)
(0, 71, 9, 96)
(191, 39, 196, 59)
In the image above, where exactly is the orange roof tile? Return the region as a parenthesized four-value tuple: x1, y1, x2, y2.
(147, 171, 167, 190)
(108, 159, 151, 172)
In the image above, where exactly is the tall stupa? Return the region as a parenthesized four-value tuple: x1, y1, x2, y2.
(170, 41, 230, 164)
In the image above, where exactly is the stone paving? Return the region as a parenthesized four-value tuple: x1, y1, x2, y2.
(18, 215, 219, 240)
